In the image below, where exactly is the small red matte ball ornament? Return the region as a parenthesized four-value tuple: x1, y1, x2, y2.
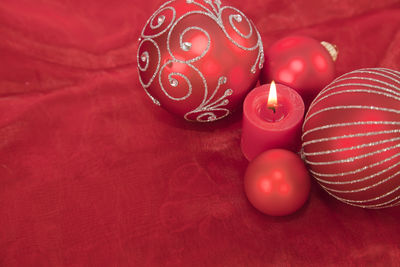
(244, 149, 311, 216)
(302, 68, 400, 209)
(137, 0, 264, 122)
(260, 35, 337, 108)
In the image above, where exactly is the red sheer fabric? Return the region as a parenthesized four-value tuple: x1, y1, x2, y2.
(1, 0, 400, 265)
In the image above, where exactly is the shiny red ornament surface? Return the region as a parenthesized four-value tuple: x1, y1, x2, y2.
(137, 0, 264, 122)
(260, 35, 336, 109)
(244, 149, 311, 216)
(302, 68, 400, 209)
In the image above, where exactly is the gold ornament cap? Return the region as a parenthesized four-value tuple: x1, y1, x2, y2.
(320, 41, 338, 62)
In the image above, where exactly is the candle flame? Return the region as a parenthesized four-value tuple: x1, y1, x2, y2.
(267, 81, 278, 112)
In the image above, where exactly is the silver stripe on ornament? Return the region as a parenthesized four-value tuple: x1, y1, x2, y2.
(310, 151, 400, 182)
(302, 68, 400, 208)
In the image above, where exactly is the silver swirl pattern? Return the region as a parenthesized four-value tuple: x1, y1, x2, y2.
(159, 60, 195, 101)
(141, 3, 176, 38)
(137, 0, 263, 122)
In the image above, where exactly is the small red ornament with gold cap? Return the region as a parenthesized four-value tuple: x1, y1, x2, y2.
(260, 35, 338, 109)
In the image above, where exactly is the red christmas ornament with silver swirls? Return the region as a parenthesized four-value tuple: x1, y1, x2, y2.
(302, 68, 400, 209)
(137, 0, 264, 122)
(260, 35, 337, 109)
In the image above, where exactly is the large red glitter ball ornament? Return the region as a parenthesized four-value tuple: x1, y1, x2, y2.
(260, 35, 337, 108)
(302, 68, 400, 209)
(244, 149, 311, 216)
(137, 0, 264, 122)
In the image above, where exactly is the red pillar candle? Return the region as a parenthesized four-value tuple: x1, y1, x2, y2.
(241, 82, 305, 161)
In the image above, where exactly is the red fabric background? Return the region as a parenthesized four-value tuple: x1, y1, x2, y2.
(1, 0, 400, 266)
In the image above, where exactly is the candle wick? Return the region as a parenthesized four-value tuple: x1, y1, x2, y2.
(268, 106, 276, 114)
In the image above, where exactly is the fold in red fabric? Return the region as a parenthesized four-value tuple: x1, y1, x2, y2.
(1, 0, 400, 266)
